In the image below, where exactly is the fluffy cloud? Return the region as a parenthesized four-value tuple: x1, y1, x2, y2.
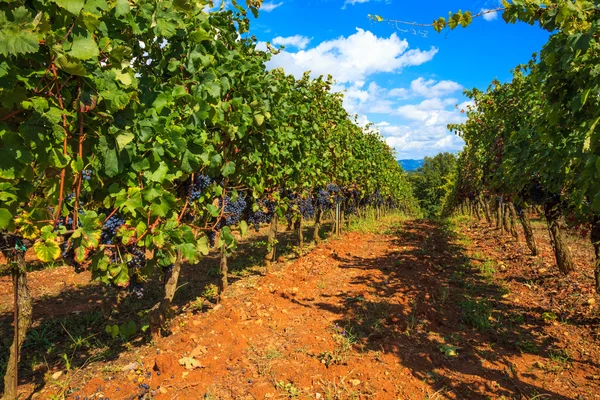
(272, 35, 311, 49)
(333, 80, 467, 159)
(266, 29, 438, 83)
(379, 122, 466, 160)
(410, 78, 463, 98)
(342, 0, 390, 9)
(261, 1, 284, 12)
(480, 8, 499, 21)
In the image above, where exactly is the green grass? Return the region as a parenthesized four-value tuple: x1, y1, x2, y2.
(460, 298, 492, 331)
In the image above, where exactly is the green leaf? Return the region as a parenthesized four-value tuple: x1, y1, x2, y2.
(105, 324, 119, 338)
(53, 0, 85, 15)
(33, 239, 61, 262)
(149, 162, 169, 182)
(0, 208, 12, 229)
(254, 113, 264, 126)
(197, 235, 209, 255)
(115, 0, 130, 17)
(0, 8, 42, 56)
(239, 220, 248, 236)
(221, 161, 235, 177)
(206, 204, 219, 217)
(118, 320, 136, 339)
(116, 131, 135, 150)
(52, 45, 87, 76)
(152, 93, 170, 114)
(69, 34, 99, 60)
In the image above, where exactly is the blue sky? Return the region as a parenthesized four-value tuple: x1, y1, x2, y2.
(242, 0, 551, 159)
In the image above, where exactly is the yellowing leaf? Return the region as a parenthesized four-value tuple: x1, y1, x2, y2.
(178, 356, 204, 370)
(33, 239, 61, 262)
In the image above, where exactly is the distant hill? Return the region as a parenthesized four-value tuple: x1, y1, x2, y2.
(398, 159, 424, 171)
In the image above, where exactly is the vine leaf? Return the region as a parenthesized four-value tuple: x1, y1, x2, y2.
(115, 0, 130, 17)
(0, 8, 42, 56)
(0, 208, 11, 229)
(33, 240, 61, 262)
(53, 0, 85, 15)
(69, 33, 99, 60)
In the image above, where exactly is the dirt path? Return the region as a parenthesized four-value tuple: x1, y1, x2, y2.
(17, 218, 600, 399)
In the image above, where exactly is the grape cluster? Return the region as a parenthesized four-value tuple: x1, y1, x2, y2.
(128, 274, 144, 299)
(220, 195, 247, 226)
(126, 245, 146, 270)
(246, 198, 276, 231)
(66, 192, 76, 202)
(57, 215, 74, 228)
(206, 230, 217, 247)
(299, 196, 316, 219)
(187, 174, 212, 201)
(101, 214, 125, 245)
(316, 189, 331, 210)
(327, 184, 343, 204)
(82, 169, 92, 181)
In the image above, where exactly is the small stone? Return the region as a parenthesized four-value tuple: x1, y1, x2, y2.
(587, 298, 596, 305)
(315, 393, 322, 399)
(154, 354, 179, 375)
(537, 268, 547, 274)
(350, 379, 360, 387)
(51, 371, 63, 380)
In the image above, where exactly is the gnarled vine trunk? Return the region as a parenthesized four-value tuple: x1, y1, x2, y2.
(544, 201, 575, 275)
(515, 203, 538, 256)
(296, 217, 303, 250)
(496, 198, 503, 233)
(313, 208, 322, 244)
(502, 202, 511, 234)
(591, 216, 600, 294)
(219, 243, 228, 294)
(480, 196, 492, 224)
(507, 202, 519, 240)
(149, 254, 182, 338)
(3, 254, 32, 400)
(265, 214, 278, 274)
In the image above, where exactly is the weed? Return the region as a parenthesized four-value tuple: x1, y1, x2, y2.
(189, 297, 205, 312)
(276, 380, 301, 398)
(317, 278, 326, 289)
(511, 313, 525, 324)
(318, 325, 356, 366)
(542, 311, 558, 322)
(516, 339, 538, 354)
(480, 260, 496, 277)
(460, 298, 492, 331)
(202, 284, 219, 301)
(548, 348, 570, 364)
(265, 347, 283, 360)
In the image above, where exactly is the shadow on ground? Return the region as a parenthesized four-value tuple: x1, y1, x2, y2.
(0, 221, 332, 397)
(298, 219, 582, 399)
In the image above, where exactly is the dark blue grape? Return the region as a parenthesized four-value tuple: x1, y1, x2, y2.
(82, 169, 92, 181)
(187, 174, 211, 201)
(246, 198, 276, 231)
(101, 213, 125, 245)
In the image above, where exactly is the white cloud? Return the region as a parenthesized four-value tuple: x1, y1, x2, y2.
(342, 0, 390, 9)
(266, 28, 438, 84)
(480, 8, 499, 21)
(272, 35, 311, 50)
(381, 123, 465, 159)
(343, 0, 370, 8)
(410, 77, 463, 98)
(261, 1, 284, 12)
